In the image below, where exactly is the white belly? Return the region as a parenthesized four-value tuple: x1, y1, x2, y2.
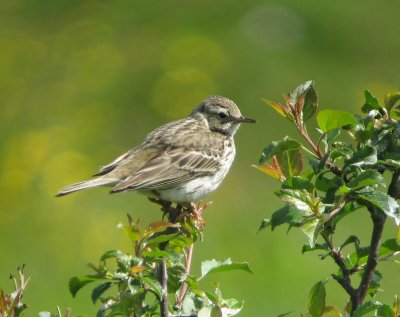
(156, 147, 235, 203)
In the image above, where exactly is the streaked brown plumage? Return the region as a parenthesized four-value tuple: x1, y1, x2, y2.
(56, 96, 256, 202)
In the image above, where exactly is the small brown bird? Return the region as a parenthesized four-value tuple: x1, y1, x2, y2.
(56, 96, 256, 203)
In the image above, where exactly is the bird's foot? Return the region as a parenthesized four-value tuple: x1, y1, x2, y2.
(148, 198, 177, 221)
(180, 201, 212, 229)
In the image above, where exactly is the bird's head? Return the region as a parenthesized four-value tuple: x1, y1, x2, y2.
(191, 96, 256, 136)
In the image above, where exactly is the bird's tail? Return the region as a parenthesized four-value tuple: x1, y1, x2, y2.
(56, 177, 118, 197)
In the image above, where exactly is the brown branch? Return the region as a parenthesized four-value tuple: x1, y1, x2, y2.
(348, 167, 400, 313)
(352, 210, 386, 313)
(159, 258, 169, 317)
(321, 233, 356, 299)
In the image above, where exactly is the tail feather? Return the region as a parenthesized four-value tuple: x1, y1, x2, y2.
(56, 177, 118, 197)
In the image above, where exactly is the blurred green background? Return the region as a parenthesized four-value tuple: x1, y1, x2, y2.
(1, 0, 399, 316)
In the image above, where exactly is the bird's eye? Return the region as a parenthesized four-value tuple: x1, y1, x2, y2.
(218, 112, 227, 119)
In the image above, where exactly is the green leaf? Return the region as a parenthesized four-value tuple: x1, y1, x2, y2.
(308, 280, 326, 317)
(259, 138, 301, 165)
(352, 301, 381, 317)
(358, 191, 400, 224)
(141, 276, 163, 298)
(258, 218, 271, 232)
(282, 176, 314, 192)
(91, 282, 112, 303)
(380, 238, 400, 255)
(270, 205, 305, 229)
(118, 220, 141, 243)
(276, 148, 303, 177)
(376, 304, 394, 317)
(100, 250, 126, 261)
(344, 145, 377, 167)
(301, 218, 322, 248)
(347, 169, 385, 190)
(287, 80, 318, 122)
(69, 275, 104, 297)
(339, 235, 360, 252)
(302, 243, 329, 254)
(317, 109, 358, 132)
(143, 233, 180, 248)
(366, 270, 382, 298)
(211, 305, 222, 317)
(200, 259, 253, 279)
(362, 90, 381, 112)
(301, 82, 318, 122)
(275, 188, 314, 212)
(384, 91, 400, 113)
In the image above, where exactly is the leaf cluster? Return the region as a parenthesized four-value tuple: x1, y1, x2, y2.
(256, 81, 400, 316)
(69, 214, 252, 317)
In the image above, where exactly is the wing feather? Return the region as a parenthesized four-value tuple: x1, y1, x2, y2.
(110, 133, 228, 193)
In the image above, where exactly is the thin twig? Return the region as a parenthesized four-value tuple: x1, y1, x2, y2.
(175, 244, 194, 309)
(321, 233, 356, 298)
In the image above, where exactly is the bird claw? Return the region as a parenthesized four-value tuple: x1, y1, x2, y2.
(148, 197, 212, 228)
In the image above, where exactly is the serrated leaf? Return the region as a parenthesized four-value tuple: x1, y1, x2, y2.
(252, 161, 284, 181)
(275, 188, 311, 211)
(345, 145, 377, 167)
(270, 205, 304, 229)
(302, 218, 323, 247)
(141, 276, 162, 298)
(259, 139, 301, 165)
(308, 280, 326, 317)
(352, 301, 380, 317)
(276, 147, 303, 177)
(302, 243, 329, 254)
(200, 259, 253, 279)
(69, 275, 104, 297)
(91, 282, 112, 303)
(261, 98, 290, 119)
(282, 176, 314, 192)
(358, 191, 400, 225)
(287, 80, 317, 121)
(339, 235, 360, 251)
(301, 82, 318, 122)
(347, 169, 385, 190)
(317, 110, 358, 133)
(362, 90, 381, 112)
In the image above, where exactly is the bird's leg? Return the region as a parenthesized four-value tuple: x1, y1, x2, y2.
(148, 198, 175, 220)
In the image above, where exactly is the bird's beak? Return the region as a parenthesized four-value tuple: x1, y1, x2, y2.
(234, 116, 257, 123)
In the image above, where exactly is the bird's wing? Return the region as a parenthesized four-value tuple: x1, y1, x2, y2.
(94, 118, 199, 177)
(110, 132, 227, 193)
